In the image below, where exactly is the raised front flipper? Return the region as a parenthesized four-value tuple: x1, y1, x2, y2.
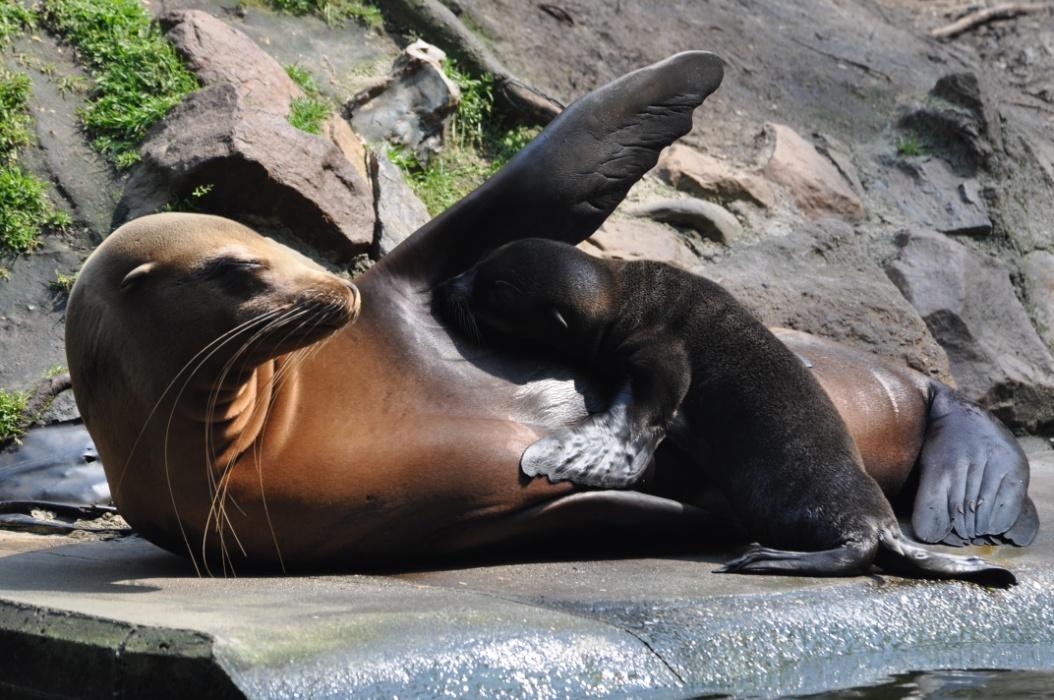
(381, 52, 725, 286)
(912, 385, 1038, 547)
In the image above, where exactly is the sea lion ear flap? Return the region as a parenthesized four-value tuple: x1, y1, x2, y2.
(120, 262, 158, 292)
(551, 307, 569, 330)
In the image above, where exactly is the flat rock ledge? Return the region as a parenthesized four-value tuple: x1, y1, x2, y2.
(1, 447, 1052, 699)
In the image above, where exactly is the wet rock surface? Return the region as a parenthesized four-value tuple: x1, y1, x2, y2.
(887, 230, 1054, 432)
(1, 444, 1052, 698)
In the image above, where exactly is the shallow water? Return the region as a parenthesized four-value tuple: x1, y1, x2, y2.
(800, 669, 1054, 698)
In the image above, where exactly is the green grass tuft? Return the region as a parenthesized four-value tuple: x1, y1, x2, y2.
(0, 69, 33, 159)
(0, 164, 70, 253)
(0, 69, 69, 253)
(41, 0, 199, 169)
(389, 60, 540, 216)
(0, 388, 29, 443)
(896, 134, 927, 157)
(0, 2, 36, 47)
(50, 269, 77, 294)
(263, 0, 383, 29)
(285, 63, 319, 95)
(288, 96, 329, 135)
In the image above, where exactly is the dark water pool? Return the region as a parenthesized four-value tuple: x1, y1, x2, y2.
(798, 669, 1054, 698)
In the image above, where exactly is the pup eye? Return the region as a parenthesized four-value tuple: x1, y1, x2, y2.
(490, 280, 520, 303)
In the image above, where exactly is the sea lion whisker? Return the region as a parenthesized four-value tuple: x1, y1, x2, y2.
(199, 307, 310, 575)
(133, 308, 286, 577)
(113, 308, 286, 499)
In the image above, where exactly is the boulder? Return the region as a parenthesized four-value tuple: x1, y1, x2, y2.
(1023, 250, 1054, 351)
(697, 222, 951, 380)
(656, 145, 775, 209)
(762, 123, 864, 222)
(887, 158, 992, 236)
(886, 230, 1054, 432)
(161, 10, 301, 115)
(581, 217, 700, 270)
(896, 72, 1002, 177)
(370, 150, 432, 258)
(113, 84, 375, 262)
(627, 198, 742, 244)
(347, 40, 461, 159)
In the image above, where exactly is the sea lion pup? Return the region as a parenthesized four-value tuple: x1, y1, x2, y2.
(437, 238, 1016, 585)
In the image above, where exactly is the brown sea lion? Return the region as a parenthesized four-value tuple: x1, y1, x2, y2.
(435, 238, 1020, 584)
(65, 51, 1033, 574)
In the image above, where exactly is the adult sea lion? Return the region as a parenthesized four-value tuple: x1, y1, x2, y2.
(65, 51, 1033, 575)
(436, 238, 1018, 584)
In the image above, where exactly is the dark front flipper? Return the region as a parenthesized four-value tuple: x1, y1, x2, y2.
(911, 384, 1037, 547)
(874, 529, 1016, 587)
(521, 385, 663, 488)
(381, 52, 724, 286)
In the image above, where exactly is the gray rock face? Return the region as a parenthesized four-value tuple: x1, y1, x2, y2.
(1023, 250, 1054, 350)
(886, 230, 1054, 432)
(161, 9, 302, 115)
(348, 40, 460, 159)
(888, 158, 992, 236)
(114, 84, 375, 261)
(698, 222, 950, 379)
(628, 198, 742, 244)
(370, 150, 431, 257)
(762, 123, 865, 222)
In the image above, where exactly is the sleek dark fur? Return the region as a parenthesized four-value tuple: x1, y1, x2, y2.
(437, 238, 1015, 586)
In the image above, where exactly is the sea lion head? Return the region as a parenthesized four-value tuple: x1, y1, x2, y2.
(65, 213, 360, 525)
(436, 238, 615, 358)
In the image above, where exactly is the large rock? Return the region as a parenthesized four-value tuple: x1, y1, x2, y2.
(347, 40, 460, 159)
(656, 145, 775, 209)
(1023, 250, 1054, 351)
(370, 150, 431, 257)
(762, 123, 864, 222)
(161, 10, 301, 115)
(113, 85, 375, 261)
(627, 198, 742, 244)
(697, 222, 951, 380)
(886, 158, 992, 236)
(581, 217, 701, 270)
(886, 230, 1054, 432)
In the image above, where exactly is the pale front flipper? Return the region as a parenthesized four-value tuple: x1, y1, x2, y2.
(912, 384, 1038, 547)
(522, 344, 691, 489)
(521, 384, 663, 488)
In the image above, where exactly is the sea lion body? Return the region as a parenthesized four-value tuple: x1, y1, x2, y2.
(438, 239, 1017, 583)
(65, 51, 1034, 576)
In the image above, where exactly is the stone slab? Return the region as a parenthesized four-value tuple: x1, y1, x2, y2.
(1, 448, 1053, 698)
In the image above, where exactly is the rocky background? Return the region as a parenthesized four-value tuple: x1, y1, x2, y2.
(1, 0, 1053, 440)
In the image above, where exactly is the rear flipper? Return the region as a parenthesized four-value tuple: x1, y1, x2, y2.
(717, 528, 1016, 587)
(912, 384, 1037, 547)
(521, 384, 663, 488)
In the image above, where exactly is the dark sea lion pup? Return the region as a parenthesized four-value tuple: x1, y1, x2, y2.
(437, 238, 1016, 586)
